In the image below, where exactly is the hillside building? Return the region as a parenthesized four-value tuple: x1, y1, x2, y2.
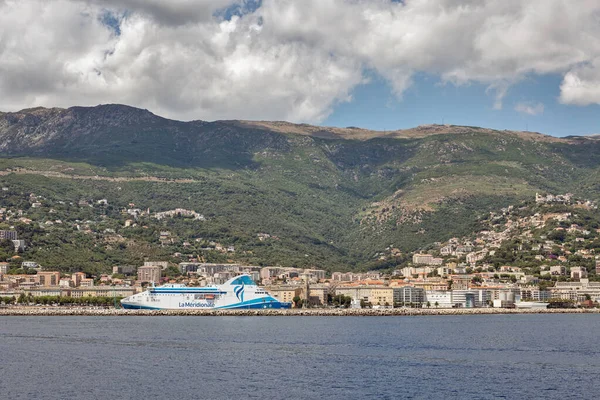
(412, 254, 442, 265)
(35, 271, 60, 287)
(137, 265, 161, 284)
(143, 261, 169, 270)
(570, 266, 588, 280)
(112, 265, 136, 276)
(71, 272, 86, 287)
(0, 230, 18, 241)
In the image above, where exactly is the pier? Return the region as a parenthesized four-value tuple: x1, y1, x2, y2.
(1, 307, 598, 317)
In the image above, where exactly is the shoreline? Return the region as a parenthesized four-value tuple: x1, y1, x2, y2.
(1, 307, 599, 317)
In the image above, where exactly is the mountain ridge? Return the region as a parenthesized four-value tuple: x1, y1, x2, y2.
(0, 104, 589, 144)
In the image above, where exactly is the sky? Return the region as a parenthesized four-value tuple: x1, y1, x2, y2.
(1, 0, 600, 137)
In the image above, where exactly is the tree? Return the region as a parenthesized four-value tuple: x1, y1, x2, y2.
(163, 266, 181, 278)
(434, 301, 439, 308)
(292, 295, 301, 308)
(426, 301, 431, 308)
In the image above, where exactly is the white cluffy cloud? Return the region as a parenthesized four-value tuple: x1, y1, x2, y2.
(515, 102, 545, 116)
(1, 0, 600, 122)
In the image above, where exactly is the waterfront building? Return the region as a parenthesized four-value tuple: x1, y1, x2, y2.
(423, 290, 490, 308)
(424, 291, 453, 308)
(266, 286, 302, 305)
(550, 279, 600, 302)
(334, 286, 373, 303)
(520, 287, 551, 301)
(492, 290, 517, 308)
(393, 286, 425, 305)
(305, 284, 329, 306)
(369, 287, 394, 306)
(451, 290, 491, 308)
(65, 286, 135, 298)
(28, 287, 62, 297)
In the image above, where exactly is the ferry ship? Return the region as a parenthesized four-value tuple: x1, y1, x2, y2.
(120, 274, 291, 310)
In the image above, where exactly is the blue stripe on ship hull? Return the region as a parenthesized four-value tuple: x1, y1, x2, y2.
(121, 303, 163, 310)
(215, 297, 292, 310)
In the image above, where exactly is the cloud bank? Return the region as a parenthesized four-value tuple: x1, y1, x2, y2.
(1, 0, 600, 122)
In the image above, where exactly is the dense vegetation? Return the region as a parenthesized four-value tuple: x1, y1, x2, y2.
(1, 105, 599, 274)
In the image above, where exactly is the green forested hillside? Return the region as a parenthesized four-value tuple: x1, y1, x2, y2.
(0, 105, 599, 274)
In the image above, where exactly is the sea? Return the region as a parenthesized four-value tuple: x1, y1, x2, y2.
(1, 314, 599, 399)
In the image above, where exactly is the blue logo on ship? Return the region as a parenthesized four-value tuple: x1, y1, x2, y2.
(234, 284, 245, 302)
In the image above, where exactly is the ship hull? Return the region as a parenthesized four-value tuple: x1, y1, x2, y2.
(121, 302, 291, 310)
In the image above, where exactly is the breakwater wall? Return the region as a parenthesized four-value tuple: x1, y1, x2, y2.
(1, 307, 599, 317)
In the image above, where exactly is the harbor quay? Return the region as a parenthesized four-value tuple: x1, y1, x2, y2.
(0, 306, 598, 317)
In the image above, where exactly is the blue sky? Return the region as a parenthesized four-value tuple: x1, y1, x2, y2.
(324, 73, 600, 137)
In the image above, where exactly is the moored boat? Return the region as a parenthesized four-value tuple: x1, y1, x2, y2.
(120, 274, 291, 310)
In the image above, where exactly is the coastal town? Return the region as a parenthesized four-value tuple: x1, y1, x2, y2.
(1, 259, 599, 310)
(1, 191, 600, 309)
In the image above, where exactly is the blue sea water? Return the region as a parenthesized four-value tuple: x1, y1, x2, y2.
(1, 314, 599, 399)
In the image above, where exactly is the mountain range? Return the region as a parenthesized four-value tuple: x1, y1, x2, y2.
(1, 104, 600, 271)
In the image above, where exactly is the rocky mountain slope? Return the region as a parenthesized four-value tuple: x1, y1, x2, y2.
(1, 104, 599, 272)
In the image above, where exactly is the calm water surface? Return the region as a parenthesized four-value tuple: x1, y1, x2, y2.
(1, 314, 600, 399)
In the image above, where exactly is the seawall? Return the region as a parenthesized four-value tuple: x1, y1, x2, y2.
(1, 307, 599, 317)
